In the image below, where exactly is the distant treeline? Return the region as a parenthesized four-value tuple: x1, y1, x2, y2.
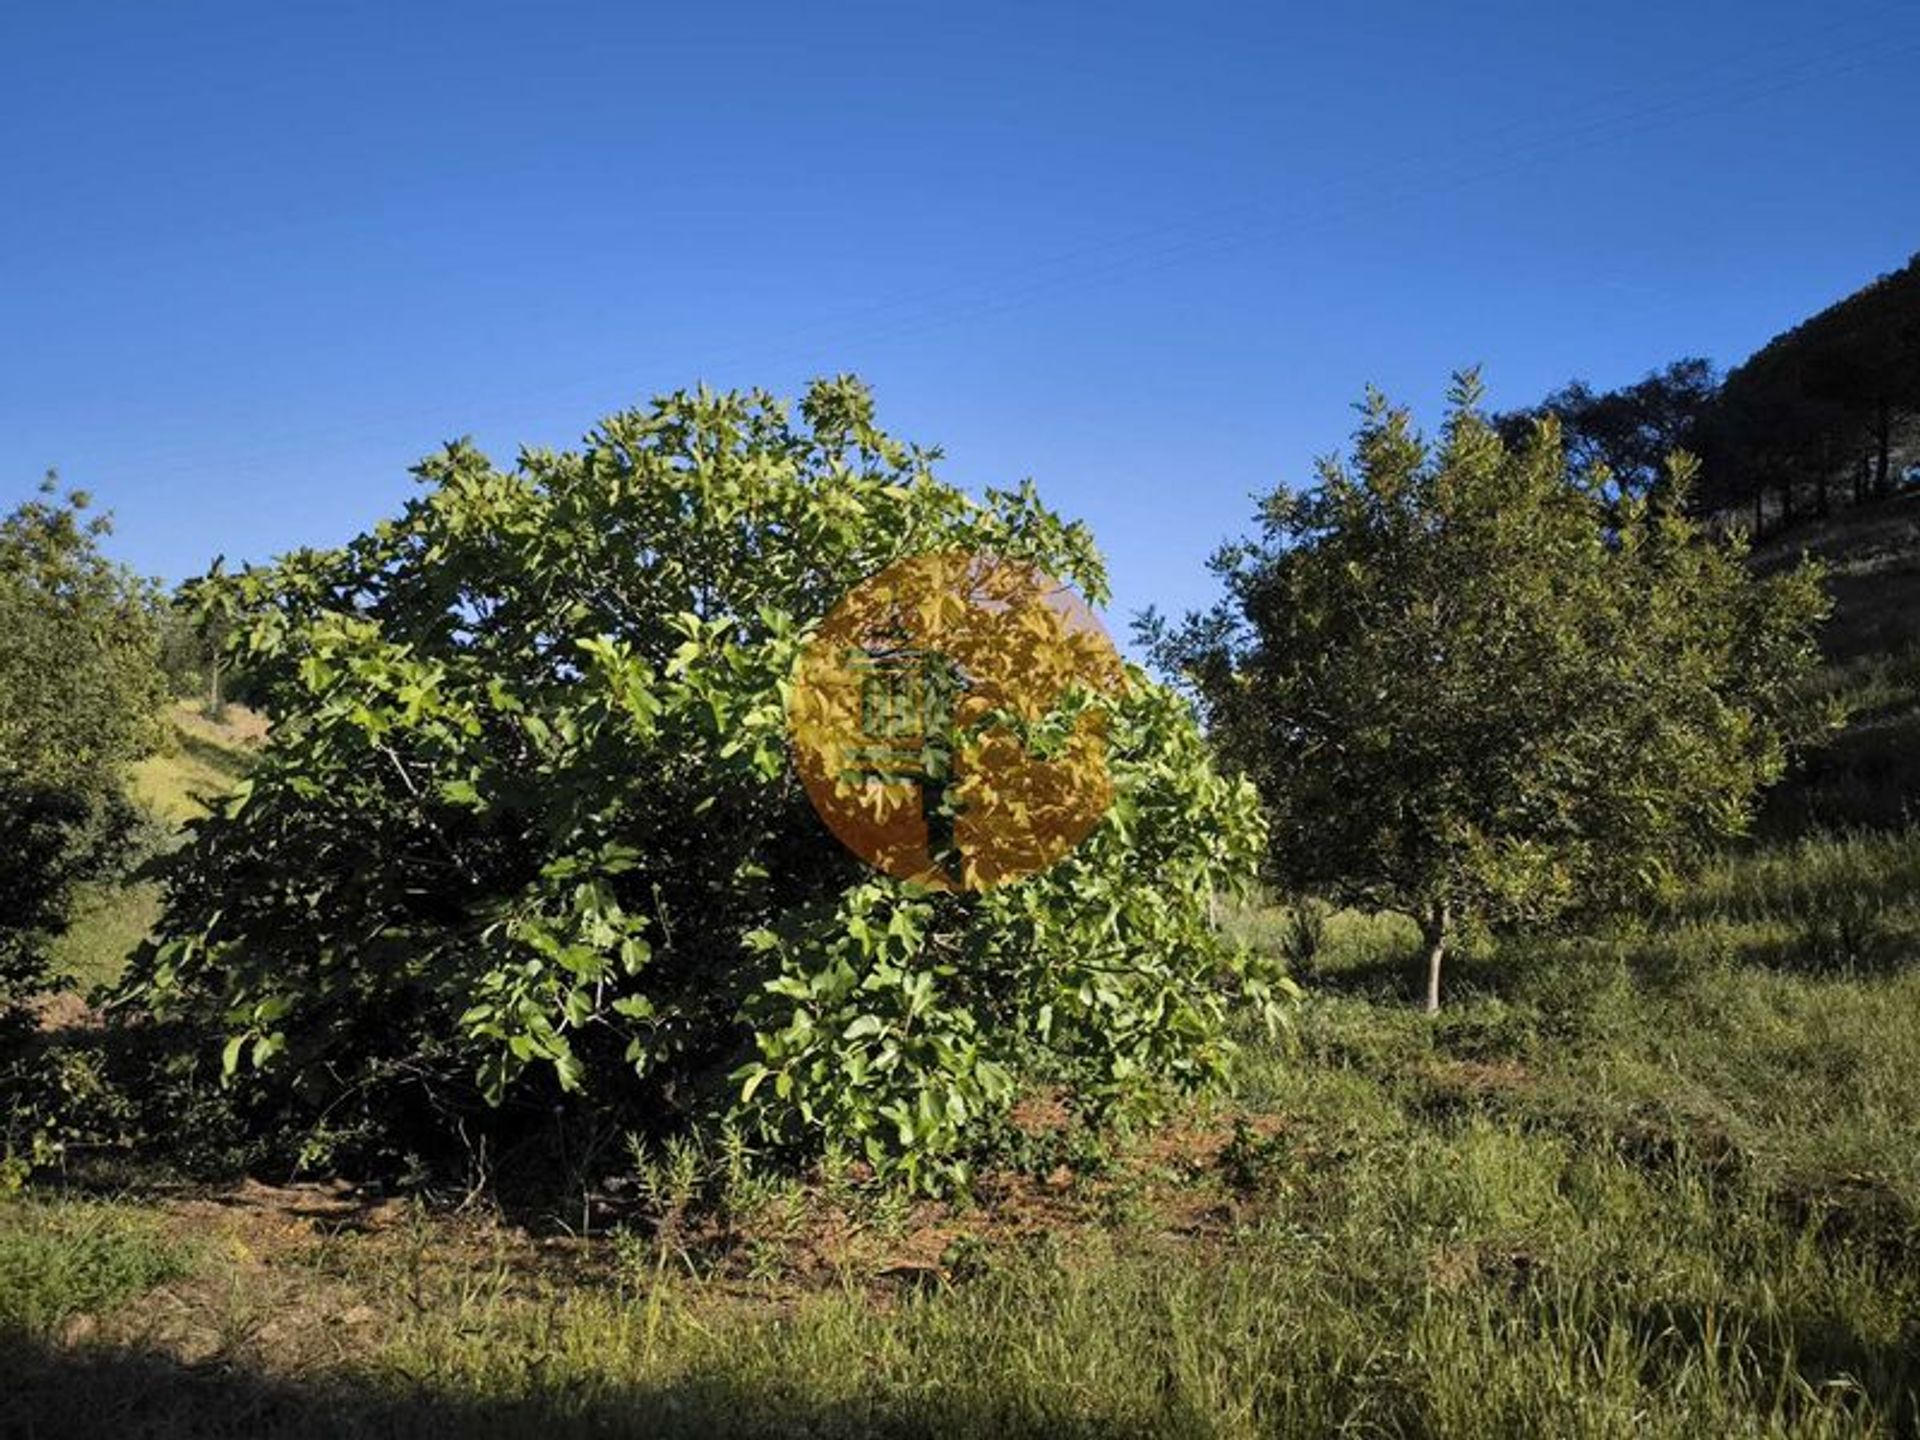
(1498, 252, 1920, 537)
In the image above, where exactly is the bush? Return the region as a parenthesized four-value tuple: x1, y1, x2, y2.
(122, 379, 1280, 1188)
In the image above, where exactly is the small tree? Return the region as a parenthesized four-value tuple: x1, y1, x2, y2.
(0, 477, 167, 1169)
(1145, 375, 1833, 1011)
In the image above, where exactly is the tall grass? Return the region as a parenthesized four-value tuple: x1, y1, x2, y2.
(6, 1114, 1911, 1436)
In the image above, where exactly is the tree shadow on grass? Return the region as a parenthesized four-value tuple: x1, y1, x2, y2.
(1758, 709, 1920, 839)
(1298, 945, 1518, 1010)
(1712, 927, 1917, 980)
(171, 725, 254, 778)
(0, 1332, 1144, 1440)
(1616, 1300, 1920, 1436)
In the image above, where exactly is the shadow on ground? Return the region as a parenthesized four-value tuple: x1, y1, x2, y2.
(0, 1332, 1140, 1440)
(1615, 1300, 1920, 1436)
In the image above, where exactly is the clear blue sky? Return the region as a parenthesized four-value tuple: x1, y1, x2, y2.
(5, 0, 1917, 630)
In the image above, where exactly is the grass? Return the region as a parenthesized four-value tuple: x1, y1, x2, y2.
(0, 1199, 192, 1340)
(44, 881, 163, 993)
(1757, 492, 1920, 837)
(130, 699, 259, 828)
(7, 830, 1917, 1436)
(46, 700, 256, 991)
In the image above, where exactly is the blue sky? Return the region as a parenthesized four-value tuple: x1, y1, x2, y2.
(4, 0, 1917, 631)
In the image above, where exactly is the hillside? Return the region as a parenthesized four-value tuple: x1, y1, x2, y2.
(1707, 251, 1920, 528)
(45, 702, 259, 993)
(1754, 490, 1920, 835)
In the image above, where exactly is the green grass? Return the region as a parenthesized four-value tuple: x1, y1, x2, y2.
(7, 831, 1917, 1436)
(313, 1194, 1914, 1437)
(131, 700, 256, 828)
(0, 1200, 191, 1340)
(45, 881, 163, 993)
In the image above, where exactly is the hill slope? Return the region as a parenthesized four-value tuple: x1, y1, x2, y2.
(1754, 491, 1920, 834)
(46, 701, 258, 992)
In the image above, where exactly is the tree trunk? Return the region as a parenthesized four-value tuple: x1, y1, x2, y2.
(1876, 399, 1893, 496)
(1421, 901, 1450, 1015)
(206, 652, 224, 721)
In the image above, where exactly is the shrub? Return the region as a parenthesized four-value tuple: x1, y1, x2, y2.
(121, 379, 1279, 1188)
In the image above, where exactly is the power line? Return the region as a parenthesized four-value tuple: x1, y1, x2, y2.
(67, 12, 1920, 489)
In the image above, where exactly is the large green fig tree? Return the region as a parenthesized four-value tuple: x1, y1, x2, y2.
(123, 379, 1277, 1186)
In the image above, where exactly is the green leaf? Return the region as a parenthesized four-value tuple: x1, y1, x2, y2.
(439, 777, 481, 807)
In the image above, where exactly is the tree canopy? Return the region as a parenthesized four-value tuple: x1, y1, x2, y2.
(1493, 359, 1719, 517)
(1, 479, 167, 985)
(0, 479, 167, 799)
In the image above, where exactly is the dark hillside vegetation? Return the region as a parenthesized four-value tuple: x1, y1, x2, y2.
(1499, 254, 1920, 544)
(1754, 490, 1920, 835)
(1703, 253, 1920, 534)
